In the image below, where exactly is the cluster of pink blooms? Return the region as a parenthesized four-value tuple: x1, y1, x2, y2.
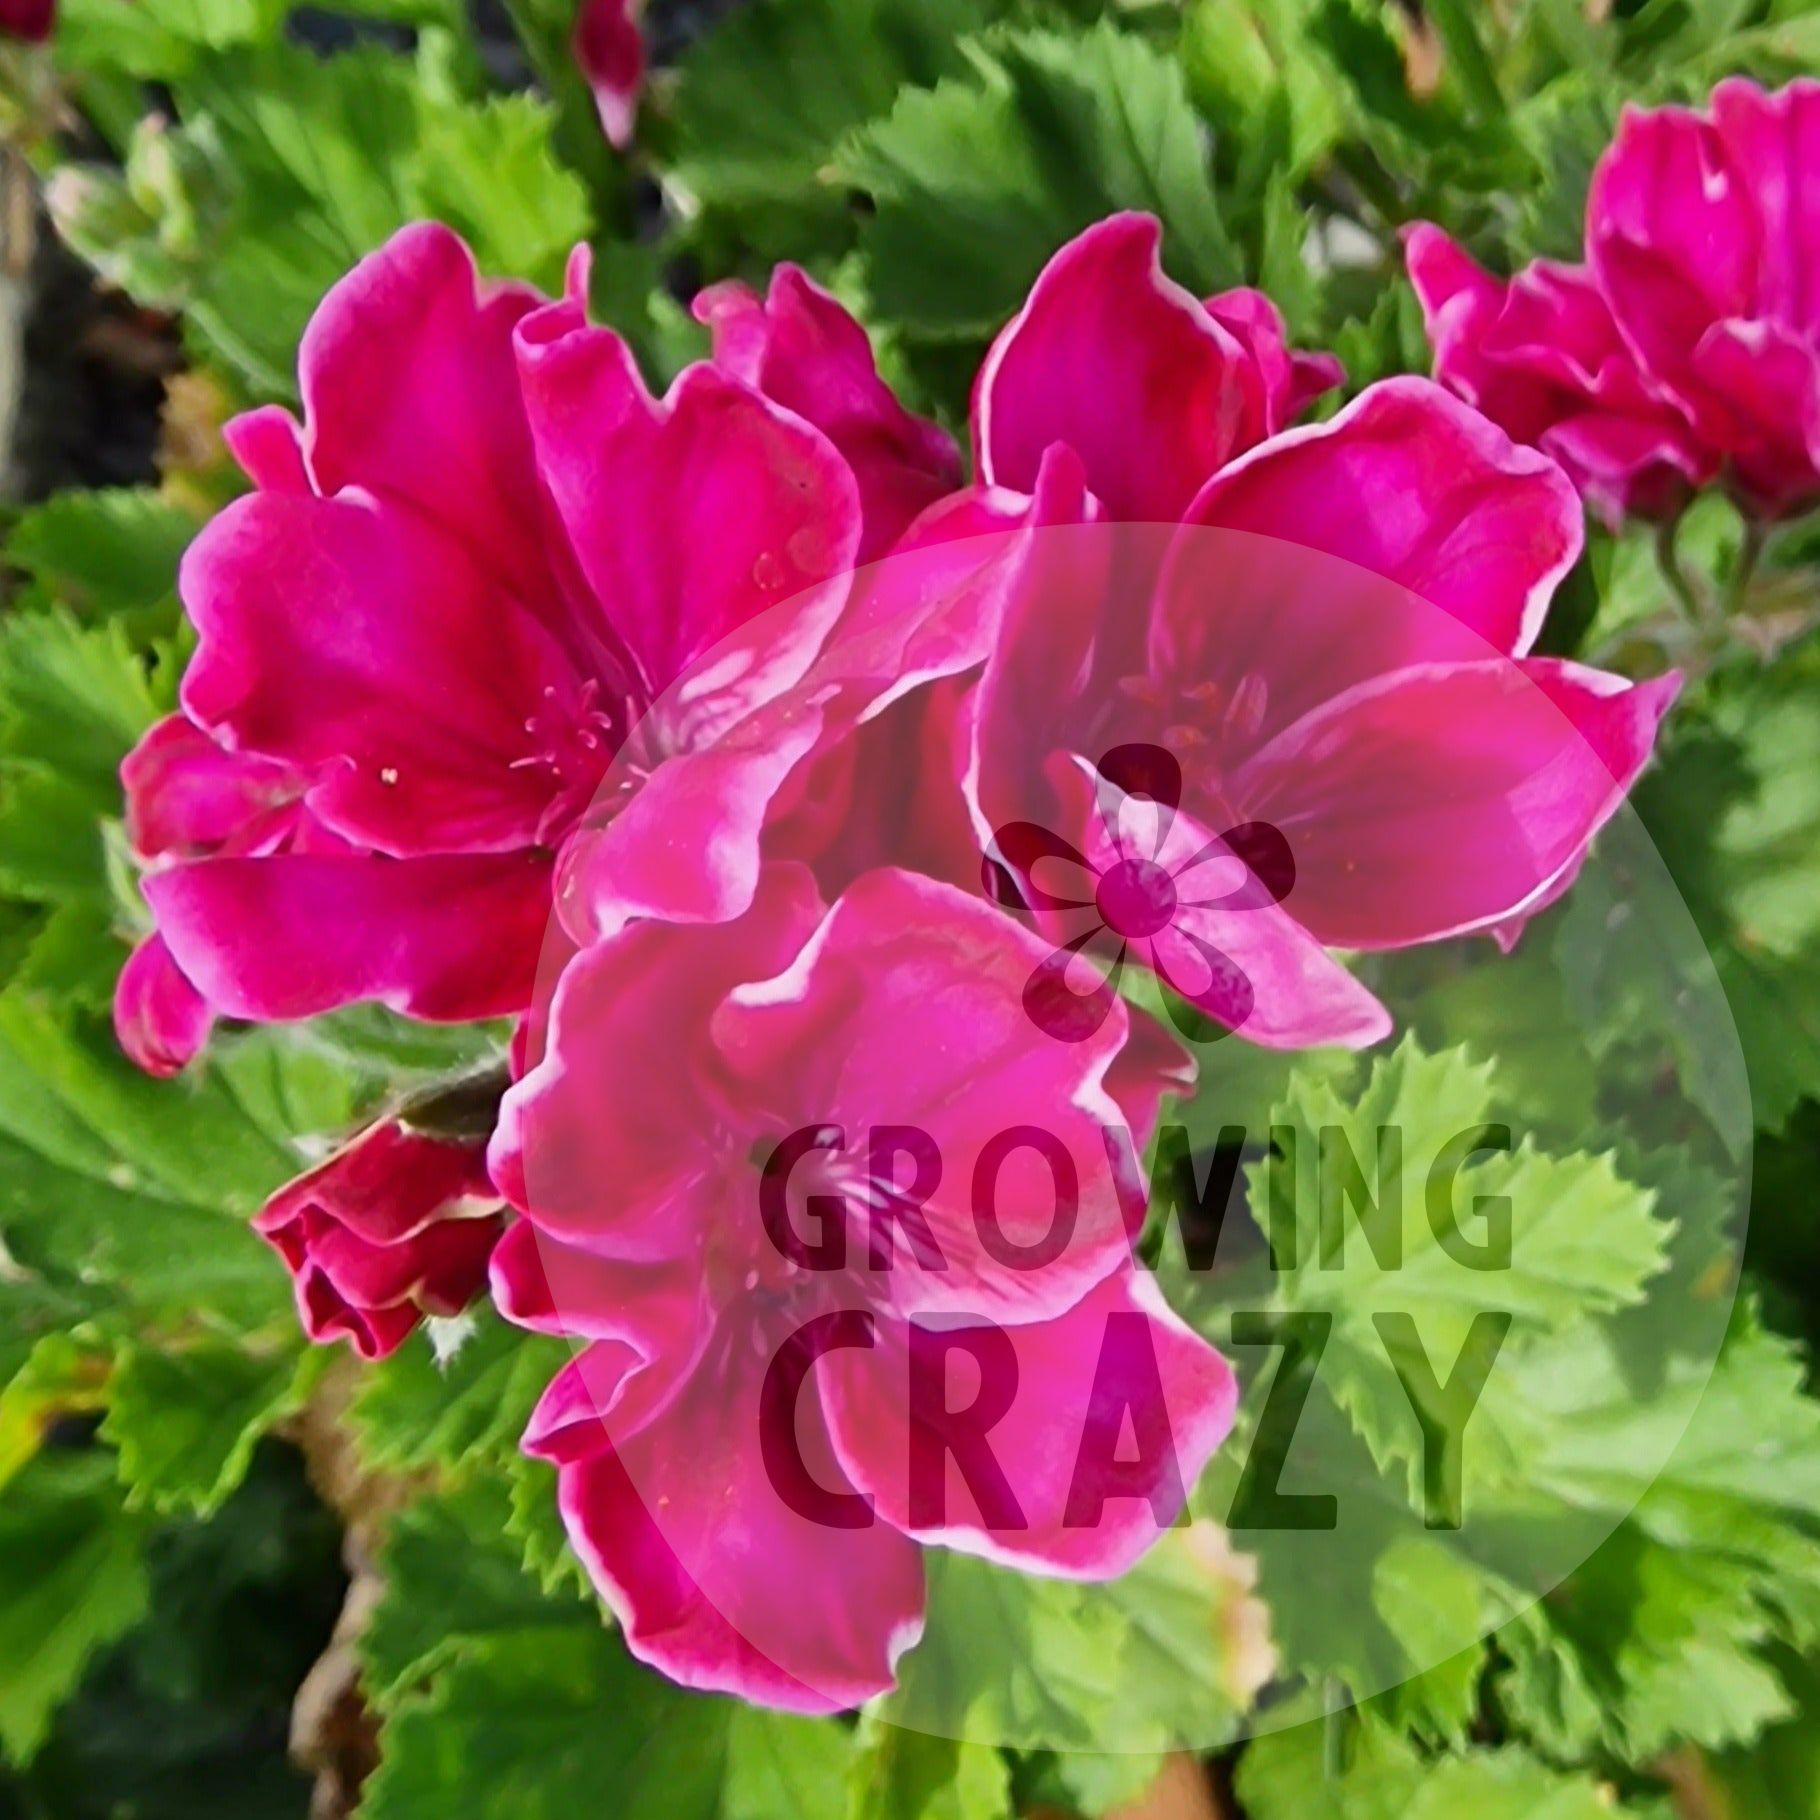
(1408, 78, 1820, 526)
(105, 82, 1815, 1711)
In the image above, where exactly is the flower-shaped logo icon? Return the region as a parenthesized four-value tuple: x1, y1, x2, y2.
(986, 743, 1294, 1044)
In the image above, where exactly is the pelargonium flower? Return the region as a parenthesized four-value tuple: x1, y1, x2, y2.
(1411, 78, 1820, 523)
(1403, 226, 1713, 526)
(768, 214, 1345, 902)
(139, 221, 1009, 1033)
(114, 713, 332, 1075)
(961, 217, 1678, 1045)
(0, 0, 51, 41)
(574, 0, 643, 150)
(488, 866, 1232, 1712)
(255, 1117, 504, 1360)
(1589, 77, 1820, 518)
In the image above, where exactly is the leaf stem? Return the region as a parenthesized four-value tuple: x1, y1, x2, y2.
(1725, 518, 1767, 619)
(1653, 515, 1703, 623)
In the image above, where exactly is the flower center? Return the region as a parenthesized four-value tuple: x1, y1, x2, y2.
(517, 679, 634, 843)
(1096, 856, 1178, 939)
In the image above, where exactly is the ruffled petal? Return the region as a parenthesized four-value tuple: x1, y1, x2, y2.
(489, 867, 822, 1252)
(179, 490, 573, 856)
(1178, 377, 1582, 663)
(296, 221, 555, 600)
(695, 266, 960, 560)
(540, 1332, 926, 1713)
(121, 714, 301, 860)
(824, 1271, 1236, 1578)
(145, 849, 554, 1024)
(710, 867, 1141, 1325)
(515, 310, 862, 704)
(973, 214, 1265, 522)
(112, 934, 215, 1078)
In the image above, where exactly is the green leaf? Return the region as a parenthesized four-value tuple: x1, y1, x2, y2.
(671, 0, 1011, 254)
(8, 1444, 344, 1820)
(0, 1334, 109, 1493)
(1618, 645, 1820, 1132)
(1236, 1718, 1622, 1820)
(1249, 1037, 1671, 1496)
(1181, 0, 1343, 188)
(1705, 1649, 1820, 1818)
(75, 43, 594, 396)
(889, 1529, 1264, 1754)
(837, 20, 1241, 342)
(364, 1604, 854, 1820)
(408, 92, 590, 295)
(54, 0, 284, 83)
(362, 1480, 592, 1708)
(5, 489, 195, 624)
(0, 609, 165, 802)
(726, 1707, 853, 1820)
(1499, 1529, 1795, 1759)
(847, 1714, 1012, 1820)
(504, 1452, 590, 1600)
(101, 1340, 320, 1517)
(0, 1449, 150, 1765)
(350, 1313, 567, 1475)
(0, 772, 121, 905)
(0, 999, 326, 1332)
(1486, 1310, 1820, 1757)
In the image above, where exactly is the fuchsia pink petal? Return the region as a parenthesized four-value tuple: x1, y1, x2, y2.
(515, 306, 861, 704)
(1404, 224, 1712, 525)
(179, 490, 572, 857)
(1232, 660, 1682, 950)
(574, 0, 645, 151)
(1203, 287, 1343, 433)
(1181, 377, 1583, 660)
(709, 868, 1144, 1325)
(254, 1119, 504, 1360)
(491, 866, 823, 1253)
(823, 1271, 1235, 1579)
(145, 850, 553, 1024)
(963, 224, 1671, 1054)
(695, 267, 961, 560)
(112, 935, 215, 1078)
(122, 714, 301, 859)
(297, 222, 555, 598)
(974, 214, 1270, 521)
(490, 867, 1235, 1711)
(549, 1374, 927, 1712)
(1415, 79, 1820, 522)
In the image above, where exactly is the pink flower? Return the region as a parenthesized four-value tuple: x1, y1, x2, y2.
(488, 866, 1233, 1712)
(1404, 226, 1713, 526)
(574, 0, 644, 150)
(113, 934, 213, 1079)
(963, 217, 1678, 1045)
(140, 221, 907, 1029)
(694, 266, 962, 560)
(1588, 78, 1820, 518)
(0, 0, 51, 41)
(255, 1119, 505, 1360)
(1410, 78, 1820, 523)
(113, 713, 324, 1075)
(972, 213, 1341, 522)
